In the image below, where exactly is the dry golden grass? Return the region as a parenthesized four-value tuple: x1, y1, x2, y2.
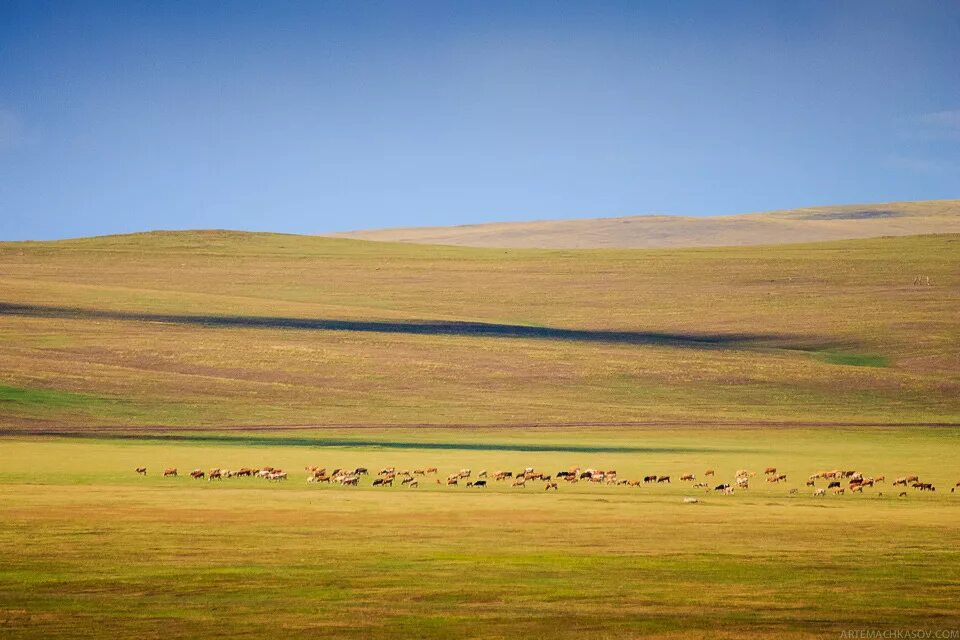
(0, 231, 958, 428)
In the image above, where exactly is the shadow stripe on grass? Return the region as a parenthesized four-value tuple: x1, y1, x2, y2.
(0, 432, 748, 454)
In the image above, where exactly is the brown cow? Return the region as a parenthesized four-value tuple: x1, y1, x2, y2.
(704, 469, 715, 477)
(163, 467, 177, 477)
(135, 467, 147, 476)
(680, 474, 695, 481)
(764, 467, 777, 475)
(190, 469, 205, 479)
(545, 482, 558, 491)
(657, 475, 670, 483)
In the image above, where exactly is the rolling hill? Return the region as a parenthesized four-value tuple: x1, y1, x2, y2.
(0, 229, 957, 430)
(328, 199, 960, 248)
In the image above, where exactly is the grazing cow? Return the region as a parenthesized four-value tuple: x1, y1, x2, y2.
(704, 469, 715, 477)
(918, 483, 935, 492)
(408, 480, 418, 488)
(163, 467, 177, 477)
(208, 469, 222, 481)
(425, 467, 438, 474)
(723, 487, 735, 495)
(372, 478, 385, 487)
(643, 475, 657, 483)
(899, 491, 908, 497)
(341, 475, 360, 486)
(190, 469, 205, 479)
(805, 480, 816, 487)
(478, 470, 487, 479)
(414, 469, 426, 475)
(694, 482, 709, 488)
(353, 468, 368, 475)
(828, 481, 841, 489)
(459, 469, 472, 479)
(135, 467, 147, 476)
(905, 475, 919, 483)
(814, 488, 826, 497)
(714, 483, 731, 492)
(657, 475, 670, 483)
(849, 484, 863, 493)
(446, 478, 458, 486)
(874, 475, 885, 484)
(680, 474, 695, 482)
(379, 467, 395, 475)
(735, 476, 749, 489)
(470, 480, 486, 488)
(764, 467, 777, 475)
(512, 478, 526, 488)
(893, 477, 908, 486)
(545, 482, 558, 491)
(833, 488, 845, 495)
(401, 476, 415, 485)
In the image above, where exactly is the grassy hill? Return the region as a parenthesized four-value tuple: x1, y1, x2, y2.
(329, 199, 960, 248)
(0, 230, 958, 429)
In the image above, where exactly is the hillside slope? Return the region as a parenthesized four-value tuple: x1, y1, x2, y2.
(0, 231, 958, 429)
(328, 200, 960, 248)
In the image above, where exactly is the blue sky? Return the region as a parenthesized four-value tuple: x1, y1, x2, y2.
(1, 1, 958, 240)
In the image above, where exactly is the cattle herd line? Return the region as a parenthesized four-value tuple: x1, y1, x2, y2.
(134, 465, 959, 497)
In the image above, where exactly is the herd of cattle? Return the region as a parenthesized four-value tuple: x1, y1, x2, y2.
(134, 465, 959, 497)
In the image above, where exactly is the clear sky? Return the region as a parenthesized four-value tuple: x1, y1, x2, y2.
(1, 1, 958, 240)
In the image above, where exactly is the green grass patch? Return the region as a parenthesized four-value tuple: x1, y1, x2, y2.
(817, 351, 890, 368)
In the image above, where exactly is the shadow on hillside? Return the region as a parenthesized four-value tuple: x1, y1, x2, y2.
(0, 302, 805, 350)
(0, 430, 743, 454)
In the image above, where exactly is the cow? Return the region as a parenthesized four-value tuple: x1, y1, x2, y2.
(459, 469, 472, 479)
(478, 470, 487, 479)
(704, 469, 715, 477)
(714, 483, 731, 492)
(512, 478, 526, 488)
(657, 475, 670, 483)
(874, 475, 885, 484)
(470, 480, 486, 488)
(545, 482, 558, 491)
(905, 475, 919, 483)
(849, 483, 863, 493)
(735, 476, 749, 489)
(372, 478, 385, 487)
(446, 478, 458, 486)
(723, 486, 734, 495)
(379, 467, 395, 475)
(833, 487, 845, 495)
(353, 468, 369, 475)
(408, 480, 418, 488)
(414, 469, 426, 475)
(643, 475, 657, 483)
(401, 476, 415, 485)
(788, 488, 798, 495)
(898, 492, 908, 497)
(135, 467, 147, 476)
(805, 480, 816, 487)
(208, 469, 222, 481)
(190, 469, 204, 479)
(425, 467, 438, 474)
(828, 481, 841, 489)
(341, 475, 360, 486)
(680, 474, 695, 482)
(813, 488, 826, 497)
(163, 467, 177, 477)
(764, 467, 777, 475)
(893, 477, 908, 486)
(918, 483, 935, 492)
(694, 482, 709, 488)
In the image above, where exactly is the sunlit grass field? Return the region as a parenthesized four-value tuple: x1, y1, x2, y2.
(0, 231, 958, 428)
(1, 427, 959, 639)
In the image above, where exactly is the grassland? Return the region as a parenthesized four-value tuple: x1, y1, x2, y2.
(330, 199, 960, 248)
(0, 231, 958, 428)
(1, 427, 959, 639)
